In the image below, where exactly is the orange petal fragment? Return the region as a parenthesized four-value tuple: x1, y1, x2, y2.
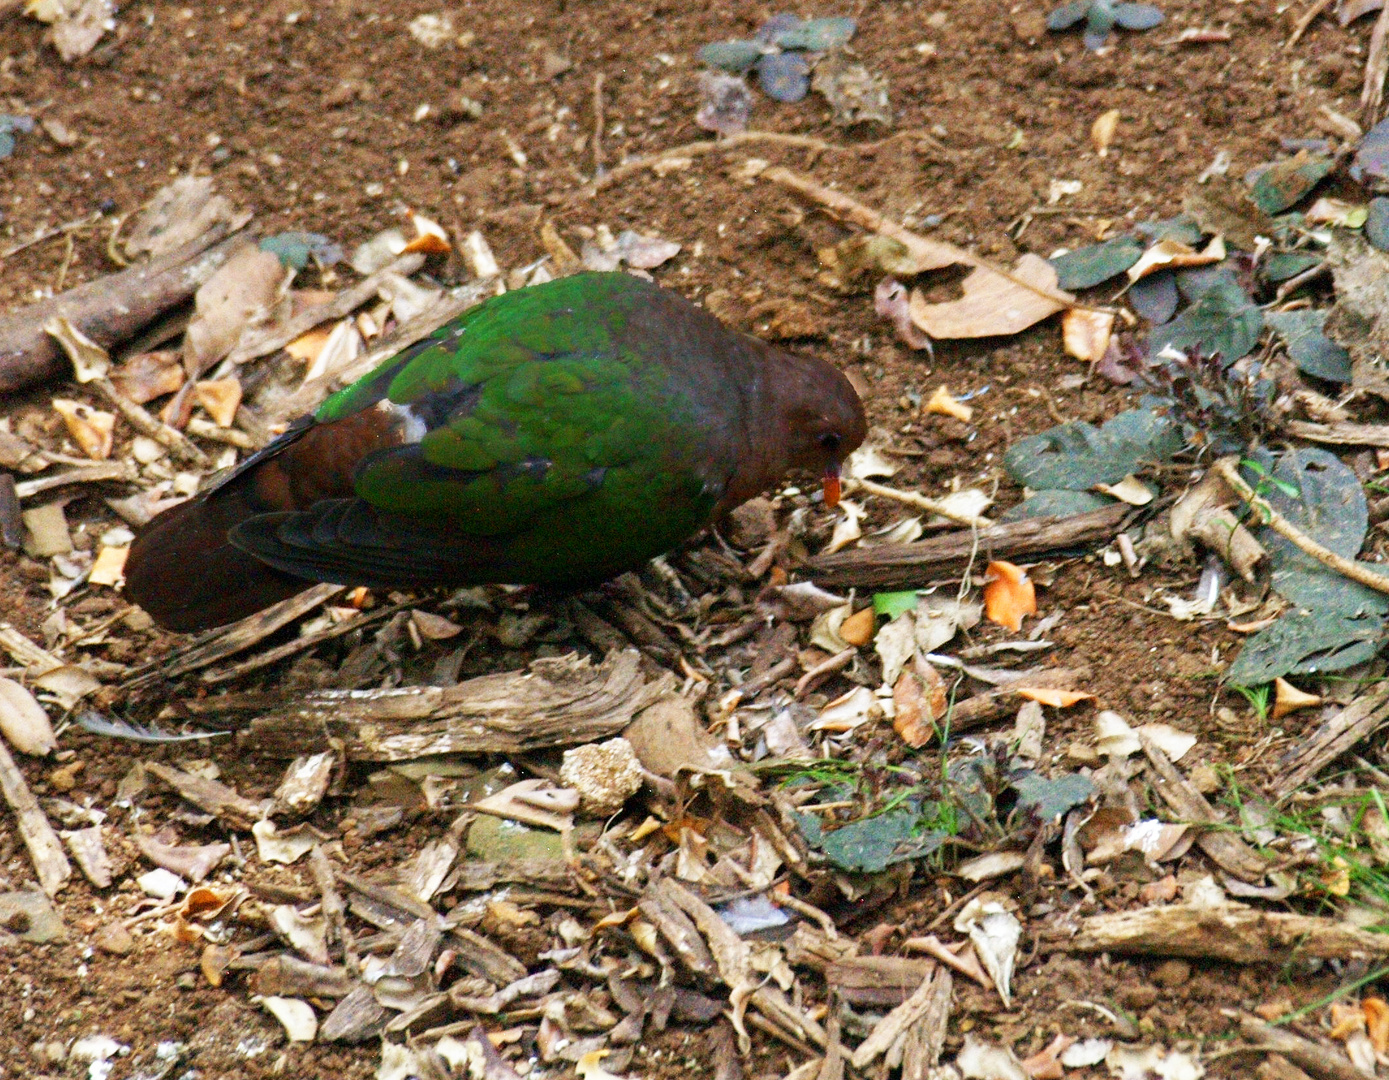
(983, 559, 1036, 631)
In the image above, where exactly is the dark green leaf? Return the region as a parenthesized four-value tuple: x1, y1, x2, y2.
(1265, 310, 1351, 383)
(774, 16, 856, 50)
(698, 40, 764, 73)
(1250, 153, 1335, 215)
(999, 490, 1116, 521)
(260, 231, 343, 271)
(1367, 197, 1389, 252)
(1003, 408, 1182, 490)
(1148, 277, 1262, 365)
(794, 806, 947, 873)
(1225, 609, 1384, 685)
(1049, 237, 1144, 290)
(1261, 252, 1321, 283)
(1012, 772, 1094, 821)
(1128, 269, 1179, 323)
(1047, 0, 1092, 29)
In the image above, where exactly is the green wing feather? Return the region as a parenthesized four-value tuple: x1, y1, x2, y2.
(301, 273, 722, 580)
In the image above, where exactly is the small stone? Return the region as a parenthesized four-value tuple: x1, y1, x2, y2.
(725, 496, 776, 548)
(1151, 958, 1191, 989)
(176, 972, 197, 990)
(560, 737, 643, 817)
(1119, 983, 1158, 1010)
(93, 922, 135, 956)
(1188, 763, 1220, 794)
(1138, 875, 1178, 904)
(1066, 741, 1100, 765)
(48, 759, 84, 792)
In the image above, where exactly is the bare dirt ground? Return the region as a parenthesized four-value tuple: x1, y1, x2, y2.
(0, 1, 1384, 1078)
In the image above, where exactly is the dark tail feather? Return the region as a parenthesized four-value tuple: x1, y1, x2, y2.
(124, 491, 314, 633)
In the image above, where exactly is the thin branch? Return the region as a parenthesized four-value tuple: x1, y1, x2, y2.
(1213, 456, 1389, 598)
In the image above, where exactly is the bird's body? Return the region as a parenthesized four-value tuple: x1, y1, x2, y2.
(124, 271, 865, 632)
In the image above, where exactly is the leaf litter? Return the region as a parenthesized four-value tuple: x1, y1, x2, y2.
(10, 13, 1389, 1080)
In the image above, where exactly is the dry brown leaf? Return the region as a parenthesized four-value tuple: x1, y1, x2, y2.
(110, 351, 184, 404)
(88, 544, 127, 587)
(1062, 308, 1115, 362)
(909, 254, 1072, 339)
(51, 398, 114, 460)
(892, 661, 947, 748)
(1091, 109, 1120, 157)
(1094, 475, 1153, 506)
(193, 378, 243, 427)
(925, 385, 973, 422)
(838, 606, 876, 647)
(284, 325, 333, 364)
(184, 245, 291, 371)
(1364, 998, 1389, 1054)
(983, 560, 1036, 631)
(1127, 235, 1226, 283)
(1271, 677, 1321, 720)
(402, 211, 451, 255)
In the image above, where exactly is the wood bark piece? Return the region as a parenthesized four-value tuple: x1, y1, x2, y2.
(1240, 1016, 1378, 1080)
(122, 583, 345, 688)
(1278, 681, 1389, 791)
(245, 649, 676, 760)
(1287, 420, 1389, 448)
(0, 736, 71, 895)
(826, 955, 940, 1006)
(145, 761, 270, 831)
(0, 227, 247, 394)
(1142, 735, 1270, 881)
(805, 504, 1130, 588)
(1061, 902, 1389, 963)
(850, 964, 951, 1072)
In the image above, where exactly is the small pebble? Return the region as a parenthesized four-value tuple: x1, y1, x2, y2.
(93, 922, 135, 956)
(1151, 958, 1191, 989)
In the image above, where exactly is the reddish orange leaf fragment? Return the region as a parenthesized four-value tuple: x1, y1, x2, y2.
(983, 559, 1036, 631)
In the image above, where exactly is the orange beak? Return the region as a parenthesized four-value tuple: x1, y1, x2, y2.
(822, 464, 842, 510)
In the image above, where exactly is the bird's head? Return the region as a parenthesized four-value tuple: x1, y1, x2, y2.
(781, 359, 868, 510)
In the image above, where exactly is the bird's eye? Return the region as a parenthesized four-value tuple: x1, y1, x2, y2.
(818, 432, 842, 453)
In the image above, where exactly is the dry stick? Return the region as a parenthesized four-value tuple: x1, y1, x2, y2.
(0, 737, 72, 897)
(794, 646, 856, 699)
(1363, 2, 1389, 125)
(1285, 0, 1337, 50)
(761, 165, 1104, 315)
(0, 227, 246, 394)
(846, 476, 991, 529)
(14, 461, 135, 499)
(1213, 456, 1389, 598)
(581, 130, 844, 196)
(0, 210, 102, 259)
(591, 72, 606, 178)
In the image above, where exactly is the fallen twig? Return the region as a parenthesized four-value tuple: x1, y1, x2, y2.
(14, 461, 137, 499)
(1060, 901, 1389, 963)
(847, 476, 991, 528)
(1364, 3, 1389, 126)
(1213, 455, 1389, 598)
(245, 649, 676, 759)
(1285, 0, 1337, 50)
(0, 225, 246, 394)
(1276, 680, 1389, 791)
(762, 165, 1102, 315)
(1286, 420, 1389, 448)
(0, 736, 72, 896)
(1240, 1016, 1378, 1080)
(805, 503, 1130, 589)
(225, 252, 425, 367)
(122, 583, 346, 687)
(582, 131, 844, 196)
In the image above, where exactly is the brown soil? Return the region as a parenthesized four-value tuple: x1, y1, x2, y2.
(0, 0, 1371, 1077)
